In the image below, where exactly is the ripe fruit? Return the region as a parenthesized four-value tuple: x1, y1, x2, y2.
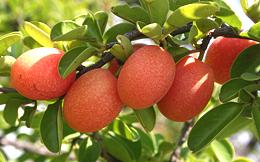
(108, 44, 146, 74)
(118, 45, 176, 109)
(205, 37, 257, 84)
(11, 47, 75, 100)
(158, 56, 214, 122)
(63, 68, 122, 132)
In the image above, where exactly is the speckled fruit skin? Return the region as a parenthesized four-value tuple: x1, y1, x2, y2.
(63, 68, 122, 132)
(158, 56, 214, 122)
(11, 47, 75, 100)
(118, 45, 176, 109)
(205, 37, 257, 84)
(108, 44, 146, 74)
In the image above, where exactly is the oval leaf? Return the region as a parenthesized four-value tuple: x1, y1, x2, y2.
(109, 118, 140, 142)
(211, 139, 234, 162)
(134, 106, 156, 132)
(241, 72, 260, 81)
(252, 99, 260, 141)
(111, 4, 150, 24)
(139, 0, 169, 26)
(219, 78, 252, 103)
(102, 132, 136, 162)
(166, 3, 219, 27)
(188, 102, 243, 152)
(58, 46, 96, 78)
(24, 21, 53, 47)
(94, 11, 108, 34)
(231, 44, 260, 78)
(3, 99, 22, 126)
(78, 138, 101, 162)
(103, 23, 135, 43)
(0, 32, 23, 56)
(51, 21, 88, 41)
(40, 101, 63, 153)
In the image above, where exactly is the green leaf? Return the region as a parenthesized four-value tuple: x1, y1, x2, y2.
(110, 35, 133, 62)
(139, 0, 169, 26)
(24, 21, 53, 47)
(248, 22, 260, 41)
(23, 36, 42, 49)
(246, 0, 260, 23)
(3, 99, 22, 126)
(103, 132, 139, 162)
(50, 21, 88, 41)
(31, 112, 44, 130)
(0, 111, 10, 129)
(167, 46, 190, 62)
(78, 138, 101, 162)
(40, 101, 63, 153)
(219, 78, 252, 103)
(58, 46, 96, 78)
(94, 11, 108, 34)
(252, 99, 260, 141)
(211, 139, 234, 162)
(231, 44, 260, 78)
(233, 157, 253, 162)
(103, 23, 135, 43)
(82, 12, 103, 43)
(0, 150, 6, 162)
(215, 2, 242, 30)
(136, 128, 155, 154)
(0, 56, 16, 76)
(241, 72, 260, 81)
(134, 106, 156, 132)
(240, 0, 248, 13)
(0, 93, 29, 105)
(109, 118, 140, 142)
(188, 102, 244, 152)
(166, 3, 219, 28)
(20, 106, 37, 128)
(111, 4, 150, 24)
(0, 32, 23, 56)
(169, 0, 198, 11)
(73, 14, 88, 25)
(216, 115, 252, 139)
(30, 21, 51, 34)
(137, 23, 162, 40)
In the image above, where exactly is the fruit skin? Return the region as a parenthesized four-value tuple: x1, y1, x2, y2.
(63, 68, 122, 132)
(205, 37, 257, 84)
(11, 47, 75, 100)
(158, 56, 214, 122)
(118, 45, 176, 109)
(108, 44, 146, 74)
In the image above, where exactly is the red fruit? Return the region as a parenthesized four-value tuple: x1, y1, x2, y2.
(63, 68, 122, 132)
(108, 44, 146, 74)
(118, 45, 176, 109)
(158, 56, 214, 122)
(11, 47, 75, 100)
(205, 37, 257, 84)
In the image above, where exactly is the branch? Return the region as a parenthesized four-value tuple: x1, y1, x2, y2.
(76, 52, 114, 78)
(77, 23, 193, 77)
(169, 120, 194, 162)
(0, 87, 16, 93)
(0, 136, 57, 157)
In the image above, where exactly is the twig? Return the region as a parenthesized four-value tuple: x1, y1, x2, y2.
(0, 87, 16, 93)
(76, 52, 114, 78)
(0, 136, 57, 157)
(77, 23, 193, 77)
(169, 120, 194, 162)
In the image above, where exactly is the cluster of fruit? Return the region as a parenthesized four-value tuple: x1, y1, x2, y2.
(10, 37, 257, 132)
